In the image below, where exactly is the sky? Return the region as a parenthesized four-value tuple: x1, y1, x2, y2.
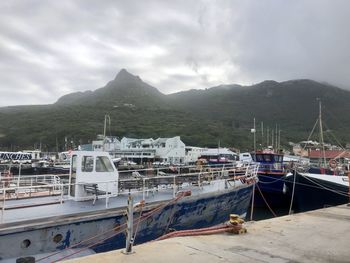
(0, 0, 350, 106)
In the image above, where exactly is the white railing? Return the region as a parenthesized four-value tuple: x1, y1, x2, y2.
(1, 182, 66, 223)
(0, 163, 259, 223)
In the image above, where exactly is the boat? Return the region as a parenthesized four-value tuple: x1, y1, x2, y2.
(0, 150, 258, 261)
(284, 171, 350, 212)
(250, 149, 289, 207)
(198, 148, 238, 166)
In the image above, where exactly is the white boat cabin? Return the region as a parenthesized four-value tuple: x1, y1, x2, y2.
(68, 151, 119, 201)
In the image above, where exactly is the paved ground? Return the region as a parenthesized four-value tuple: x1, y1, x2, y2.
(66, 204, 350, 263)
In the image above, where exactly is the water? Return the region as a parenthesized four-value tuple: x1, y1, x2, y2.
(247, 205, 290, 221)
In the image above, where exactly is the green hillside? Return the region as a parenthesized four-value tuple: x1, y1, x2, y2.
(0, 70, 349, 152)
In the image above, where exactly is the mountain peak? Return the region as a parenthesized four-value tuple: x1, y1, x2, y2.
(114, 69, 142, 82)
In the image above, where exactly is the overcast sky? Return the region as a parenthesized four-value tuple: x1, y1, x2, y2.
(1, 0, 349, 106)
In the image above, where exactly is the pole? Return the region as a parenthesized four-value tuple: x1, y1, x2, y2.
(103, 114, 111, 152)
(253, 118, 256, 151)
(124, 194, 134, 254)
(278, 129, 281, 151)
(261, 122, 264, 148)
(275, 124, 278, 151)
(318, 100, 327, 168)
(250, 183, 255, 221)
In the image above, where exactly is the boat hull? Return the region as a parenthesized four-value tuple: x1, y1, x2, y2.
(0, 184, 253, 261)
(254, 172, 289, 208)
(284, 172, 349, 212)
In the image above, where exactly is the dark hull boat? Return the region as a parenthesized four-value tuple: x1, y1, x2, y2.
(251, 151, 288, 208)
(284, 171, 349, 212)
(255, 172, 289, 208)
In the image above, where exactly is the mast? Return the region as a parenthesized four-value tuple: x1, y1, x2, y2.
(275, 124, 278, 151)
(278, 129, 281, 151)
(267, 127, 269, 147)
(261, 122, 264, 148)
(318, 100, 327, 167)
(271, 129, 274, 149)
(253, 118, 256, 151)
(103, 114, 111, 151)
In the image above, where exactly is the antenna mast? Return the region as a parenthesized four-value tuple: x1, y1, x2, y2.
(318, 100, 327, 167)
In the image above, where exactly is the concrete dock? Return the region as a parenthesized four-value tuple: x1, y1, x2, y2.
(66, 204, 350, 263)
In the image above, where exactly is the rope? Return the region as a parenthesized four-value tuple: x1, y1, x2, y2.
(257, 174, 286, 184)
(52, 193, 186, 262)
(288, 169, 297, 215)
(299, 173, 349, 197)
(256, 184, 277, 217)
(132, 200, 145, 245)
(155, 223, 243, 241)
(258, 173, 349, 198)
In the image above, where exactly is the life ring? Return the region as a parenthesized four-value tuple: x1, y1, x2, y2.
(329, 159, 337, 169)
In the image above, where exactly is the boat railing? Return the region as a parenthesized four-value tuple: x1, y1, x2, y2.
(0, 174, 61, 189)
(118, 163, 259, 200)
(0, 163, 259, 222)
(0, 182, 65, 223)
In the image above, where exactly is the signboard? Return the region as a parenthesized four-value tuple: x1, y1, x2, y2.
(0, 152, 32, 161)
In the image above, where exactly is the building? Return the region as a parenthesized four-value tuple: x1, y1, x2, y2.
(185, 146, 204, 164)
(92, 135, 121, 152)
(308, 150, 350, 165)
(115, 136, 186, 164)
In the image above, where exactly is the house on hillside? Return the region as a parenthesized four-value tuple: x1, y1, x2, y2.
(308, 149, 350, 165)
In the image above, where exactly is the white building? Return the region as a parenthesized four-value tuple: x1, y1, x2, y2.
(117, 136, 186, 164)
(185, 146, 204, 164)
(92, 135, 121, 152)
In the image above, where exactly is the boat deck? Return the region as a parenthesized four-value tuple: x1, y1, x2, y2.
(0, 179, 239, 229)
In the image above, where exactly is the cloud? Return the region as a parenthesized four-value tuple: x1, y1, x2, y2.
(0, 0, 350, 106)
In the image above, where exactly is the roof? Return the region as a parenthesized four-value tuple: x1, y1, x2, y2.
(308, 150, 350, 159)
(201, 148, 237, 156)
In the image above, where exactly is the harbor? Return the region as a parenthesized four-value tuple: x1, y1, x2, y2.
(65, 204, 350, 263)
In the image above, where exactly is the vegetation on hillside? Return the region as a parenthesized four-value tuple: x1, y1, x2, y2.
(0, 70, 349, 152)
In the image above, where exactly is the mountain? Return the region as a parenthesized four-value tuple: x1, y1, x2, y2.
(55, 69, 168, 109)
(0, 69, 349, 151)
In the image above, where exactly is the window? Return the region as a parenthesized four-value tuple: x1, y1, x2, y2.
(96, 156, 114, 172)
(256, 154, 263, 162)
(263, 155, 272, 162)
(82, 156, 94, 172)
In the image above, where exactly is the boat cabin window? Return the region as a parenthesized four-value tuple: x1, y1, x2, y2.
(263, 155, 272, 162)
(96, 156, 114, 172)
(274, 155, 282, 162)
(256, 154, 264, 162)
(81, 156, 94, 172)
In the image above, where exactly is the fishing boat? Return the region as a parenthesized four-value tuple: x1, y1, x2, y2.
(250, 149, 289, 208)
(0, 150, 258, 262)
(284, 171, 350, 212)
(283, 100, 350, 212)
